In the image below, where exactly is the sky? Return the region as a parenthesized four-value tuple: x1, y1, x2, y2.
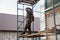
(0, 0, 17, 15)
(0, 0, 45, 31)
(0, 0, 45, 17)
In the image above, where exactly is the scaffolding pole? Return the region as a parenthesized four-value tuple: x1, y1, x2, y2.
(52, 0, 58, 40)
(17, 2, 19, 40)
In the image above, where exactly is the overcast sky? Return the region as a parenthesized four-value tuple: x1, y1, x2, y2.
(0, 0, 45, 17)
(0, 0, 17, 14)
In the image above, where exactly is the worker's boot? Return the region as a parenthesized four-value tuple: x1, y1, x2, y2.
(28, 31, 31, 34)
(20, 31, 25, 35)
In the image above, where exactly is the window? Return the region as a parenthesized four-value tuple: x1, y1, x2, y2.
(54, 0, 60, 4)
(45, 0, 50, 9)
(45, 0, 60, 9)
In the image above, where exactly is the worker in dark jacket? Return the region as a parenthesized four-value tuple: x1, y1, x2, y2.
(21, 7, 34, 34)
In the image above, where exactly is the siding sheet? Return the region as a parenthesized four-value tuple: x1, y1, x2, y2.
(0, 13, 40, 31)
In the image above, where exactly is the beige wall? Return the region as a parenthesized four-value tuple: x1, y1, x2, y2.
(47, 35, 60, 40)
(46, 14, 60, 29)
(45, 6, 60, 40)
(45, 6, 60, 29)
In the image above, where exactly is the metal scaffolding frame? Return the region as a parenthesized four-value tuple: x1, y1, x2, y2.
(52, 0, 57, 40)
(17, 0, 60, 40)
(17, 0, 41, 40)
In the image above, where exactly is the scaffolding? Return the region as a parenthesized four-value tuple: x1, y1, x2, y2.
(17, 0, 42, 40)
(17, 0, 60, 40)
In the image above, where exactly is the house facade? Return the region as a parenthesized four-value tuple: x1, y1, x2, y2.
(45, 0, 60, 40)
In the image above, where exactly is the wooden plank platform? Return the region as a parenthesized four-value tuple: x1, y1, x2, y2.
(17, 0, 39, 5)
(18, 31, 38, 33)
(18, 29, 60, 38)
(18, 32, 45, 38)
(41, 29, 54, 33)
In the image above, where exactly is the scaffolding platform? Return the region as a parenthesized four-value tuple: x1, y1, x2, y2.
(18, 31, 38, 33)
(18, 32, 45, 38)
(18, 30, 52, 38)
(18, 29, 60, 38)
(18, 0, 39, 5)
(42, 28, 60, 33)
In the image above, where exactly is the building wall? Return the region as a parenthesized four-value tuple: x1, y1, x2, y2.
(0, 32, 60, 40)
(0, 32, 17, 40)
(0, 13, 40, 31)
(0, 32, 32, 40)
(0, 32, 41, 40)
(47, 35, 60, 40)
(45, 6, 60, 29)
(45, 4, 60, 40)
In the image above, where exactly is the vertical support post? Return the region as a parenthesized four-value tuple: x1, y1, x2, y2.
(45, 14, 48, 40)
(46, 29, 48, 40)
(31, 6, 34, 40)
(32, 5, 34, 33)
(23, 4, 24, 28)
(52, 0, 57, 40)
(23, 4, 24, 40)
(35, 37, 37, 40)
(17, 2, 19, 40)
(38, 37, 41, 40)
(45, 0, 47, 40)
(35, 37, 41, 40)
(45, 0, 48, 40)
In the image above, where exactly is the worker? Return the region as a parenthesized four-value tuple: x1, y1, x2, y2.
(21, 7, 34, 34)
